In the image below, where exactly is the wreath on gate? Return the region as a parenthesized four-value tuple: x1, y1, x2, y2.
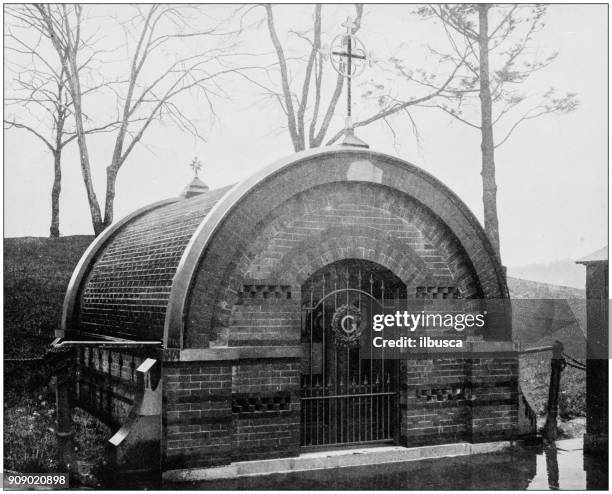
(331, 304, 364, 347)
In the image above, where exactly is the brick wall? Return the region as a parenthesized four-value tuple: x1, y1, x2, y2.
(469, 357, 519, 442)
(163, 359, 300, 469)
(228, 298, 300, 347)
(401, 359, 471, 445)
(163, 362, 233, 470)
(231, 359, 300, 461)
(400, 357, 518, 446)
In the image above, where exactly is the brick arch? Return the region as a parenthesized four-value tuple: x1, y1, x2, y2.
(269, 225, 436, 287)
(243, 182, 481, 297)
(177, 147, 510, 349)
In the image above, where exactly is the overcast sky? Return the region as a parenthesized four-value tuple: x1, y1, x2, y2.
(3, 4, 608, 267)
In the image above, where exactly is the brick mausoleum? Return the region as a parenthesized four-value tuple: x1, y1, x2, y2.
(57, 146, 534, 476)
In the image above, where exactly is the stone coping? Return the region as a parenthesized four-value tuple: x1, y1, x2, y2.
(163, 440, 519, 482)
(162, 341, 516, 362)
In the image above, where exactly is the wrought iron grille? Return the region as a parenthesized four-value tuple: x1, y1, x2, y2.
(300, 260, 404, 448)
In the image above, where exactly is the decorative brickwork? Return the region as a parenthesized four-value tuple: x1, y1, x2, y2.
(415, 286, 461, 299)
(400, 357, 518, 446)
(161, 358, 300, 469)
(232, 392, 292, 414)
(240, 284, 293, 301)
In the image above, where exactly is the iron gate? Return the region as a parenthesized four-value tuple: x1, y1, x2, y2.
(300, 260, 404, 448)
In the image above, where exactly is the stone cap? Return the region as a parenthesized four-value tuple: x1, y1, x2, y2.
(182, 176, 209, 198)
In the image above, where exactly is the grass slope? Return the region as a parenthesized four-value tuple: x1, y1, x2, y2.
(3, 236, 110, 476)
(4, 236, 94, 358)
(507, 276, 586, 418)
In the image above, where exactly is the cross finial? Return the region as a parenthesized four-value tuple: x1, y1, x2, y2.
(189, 157, 202, 178)
(341, 16, 356, 34)
(327, 17, 371, 148)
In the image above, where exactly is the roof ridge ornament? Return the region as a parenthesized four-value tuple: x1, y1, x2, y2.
(182, 156, 209, 198)
(324, 16, 372, 148)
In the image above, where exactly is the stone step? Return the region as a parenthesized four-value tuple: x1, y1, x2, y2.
(163, 440, 519, 483)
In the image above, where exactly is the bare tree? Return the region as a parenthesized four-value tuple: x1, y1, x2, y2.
(4, 50, 70, 239)
(4, 10, 115, 237)
(416, 4, 578, 258)
(245, 4, 467, 152)
(20, 4, 246, 234)
(9, 5, 107, 233)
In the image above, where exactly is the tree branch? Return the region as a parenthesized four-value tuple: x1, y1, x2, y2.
(264, 4, 299, 148)
(4, 120, 54, 151)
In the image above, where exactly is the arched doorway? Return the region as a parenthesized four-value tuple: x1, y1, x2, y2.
(300, 259, 406, 449)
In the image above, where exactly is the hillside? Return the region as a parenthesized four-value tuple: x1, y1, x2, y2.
(507, 259, 586, 289)
(507, 276, 585, 299)
(507, 276, 586, 349)
(506, 277, 586, 418)
(4, 235, 94, 358)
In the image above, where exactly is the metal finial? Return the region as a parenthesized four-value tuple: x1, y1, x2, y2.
(341, 16, 356, 34)
(328, 17, 371, 148)
(189, 157, 203, 178)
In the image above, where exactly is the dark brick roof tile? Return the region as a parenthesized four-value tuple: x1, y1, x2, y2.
(77, 185, 233, 340)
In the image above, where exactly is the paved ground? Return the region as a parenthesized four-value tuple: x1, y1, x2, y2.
(164, 438, 607, 491)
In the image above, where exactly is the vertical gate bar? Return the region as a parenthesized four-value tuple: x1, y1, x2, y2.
(381, 279, 385, 440)
(375, 378, 377, 441)
(334, 275, 338, 446)
(357, 269, 362, 442)
(301, 378, 305, 445)
(395, 360, 401, 444)
(339, 379, 344, 443)
(316, 376, 319, 445)
(322, 273, 326, 445)
(394, 289, 401, 441)
(346, 264, 350, 444)
(384, 372, 388, 439)
(323, 273, 334, 444)
(386, 373, 391, 439)
(300, 299, 305, 446)
(328, 373, 332, 445)
(369, 274, 374, 442)
(309, 281, 314, 445)
(349, 374, 353, 443)
(329, 273, 334, 445)
(344, 350, 351, 441)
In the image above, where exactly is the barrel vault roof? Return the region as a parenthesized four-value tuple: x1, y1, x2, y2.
(69, 185, 232, 340)
(63, 146, 508, 345)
